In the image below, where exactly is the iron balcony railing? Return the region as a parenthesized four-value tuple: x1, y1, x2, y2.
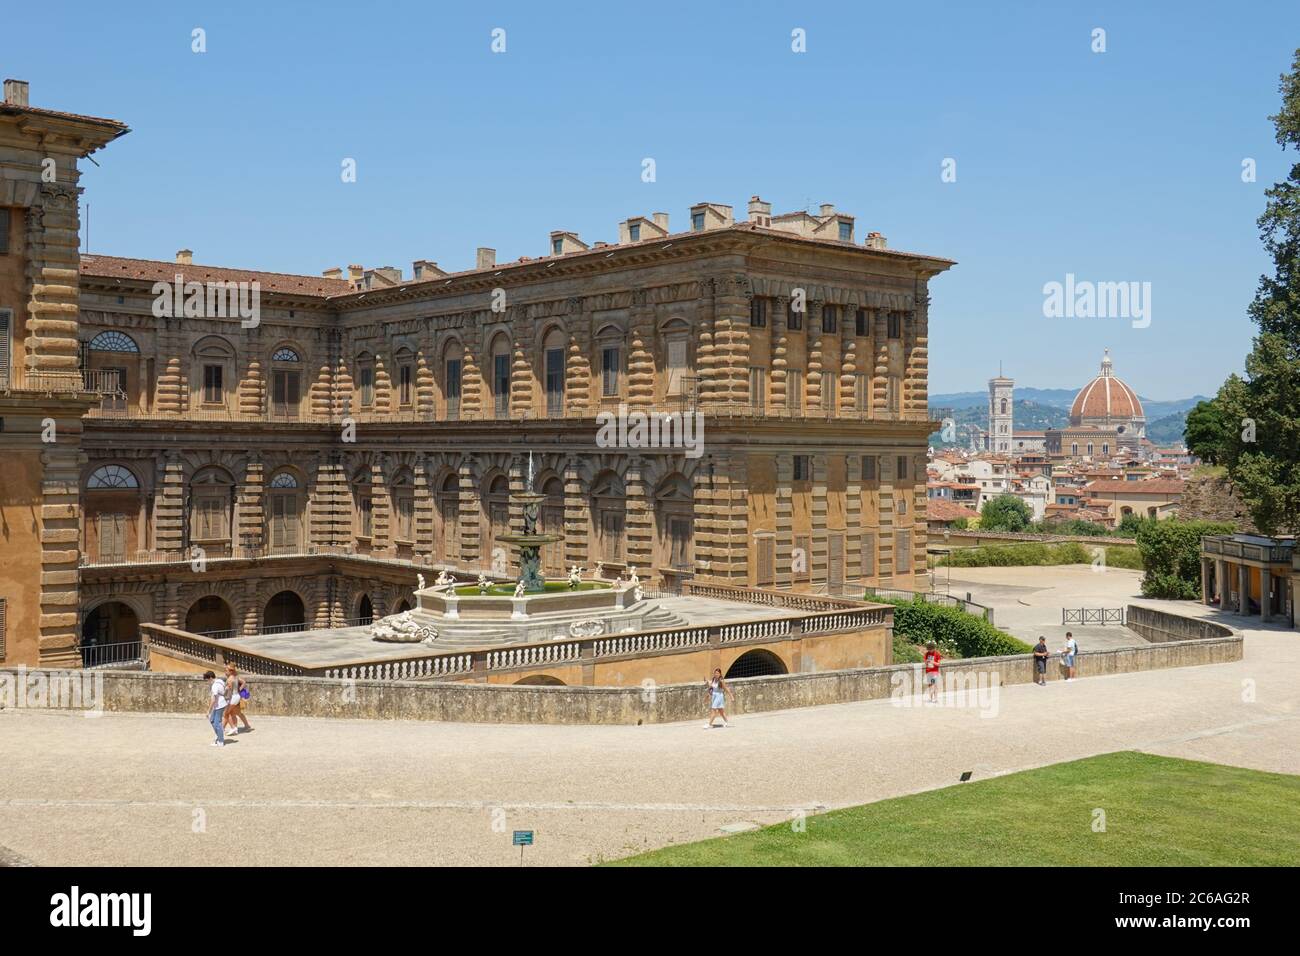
(78, 640, 145, 668)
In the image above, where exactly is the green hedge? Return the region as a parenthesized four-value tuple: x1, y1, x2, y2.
(878, 597, 1032, 658)
(937, 541, 1142, 570)
(1136, 519, 1234, 600)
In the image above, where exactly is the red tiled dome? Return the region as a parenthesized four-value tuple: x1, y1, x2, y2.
(1069, 350, 1144, 425)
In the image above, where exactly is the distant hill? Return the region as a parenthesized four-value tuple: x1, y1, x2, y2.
(928, 399, 1068, 447)
(931, 389, 1208, 417)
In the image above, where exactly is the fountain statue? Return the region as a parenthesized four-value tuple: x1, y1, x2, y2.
(496, 451, 563, 594)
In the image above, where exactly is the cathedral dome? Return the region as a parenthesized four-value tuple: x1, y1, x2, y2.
(1069, 350, 1145, 430)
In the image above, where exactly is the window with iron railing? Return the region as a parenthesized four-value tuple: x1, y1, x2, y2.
(445, 358, 462, 419)
(493, 353, 510, 418)
(545, 347, 565, 416)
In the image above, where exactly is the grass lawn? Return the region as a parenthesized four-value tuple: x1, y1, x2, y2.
(606, 752, 1300, 866)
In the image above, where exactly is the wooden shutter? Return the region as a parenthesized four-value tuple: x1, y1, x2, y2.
(98, 514, 126, 563)
(862, 532, 876, 577)
(828, 533, 845, 593)
(0, 310, 10, 388)
(795, 534, 812, 582)
(755, 537, 775, 586)
(666, 339, 686, 393)
(0, 597, 7, 660)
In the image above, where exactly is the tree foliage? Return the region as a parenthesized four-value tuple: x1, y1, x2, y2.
(1136, 519, 1234, 600)
(979, 494, 1033, 532)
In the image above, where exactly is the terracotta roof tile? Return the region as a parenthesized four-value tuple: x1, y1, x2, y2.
(80, 255, 350, 297)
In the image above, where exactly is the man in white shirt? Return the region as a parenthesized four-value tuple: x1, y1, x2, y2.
(204, 670, 227, 747)
(1063, 632, 1078, 682)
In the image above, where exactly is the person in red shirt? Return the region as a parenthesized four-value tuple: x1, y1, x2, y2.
(924, 642, 942, 703)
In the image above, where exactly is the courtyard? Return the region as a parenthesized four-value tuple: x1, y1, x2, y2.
(1, 564, 1295, 866)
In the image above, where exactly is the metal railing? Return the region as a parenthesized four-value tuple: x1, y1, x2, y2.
(78, 640, 145, 668)
(1, 368, 122, 396)
(1062, 607, 1125, 626)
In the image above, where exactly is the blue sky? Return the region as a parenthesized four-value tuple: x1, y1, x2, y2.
(6, 0, 1298, 398)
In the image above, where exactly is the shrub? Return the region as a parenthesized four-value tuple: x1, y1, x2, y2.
(1103, 546, 1144, 570)
(878, 597, 1032, 658)
(1136, 519, 1233, 599)
(892, 633, 924, 664)
(979, 495, 1034, 532)
(936, 541, 1142, 570)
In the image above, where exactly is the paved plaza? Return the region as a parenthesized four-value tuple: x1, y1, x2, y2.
(2, 568, 1296, 867)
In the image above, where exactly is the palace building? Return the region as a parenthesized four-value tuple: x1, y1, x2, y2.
(1, 80, 954, 668)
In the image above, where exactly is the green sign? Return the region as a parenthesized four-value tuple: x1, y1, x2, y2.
(512, 830, 534, 846)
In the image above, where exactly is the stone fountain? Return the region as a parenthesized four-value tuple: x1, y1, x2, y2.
(495, 452, 563, 593)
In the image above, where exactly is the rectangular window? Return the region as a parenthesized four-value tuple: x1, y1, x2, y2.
(691, 211, 705, 231)
(602, 346, 621, 397)
(601, 511, 624, 563)
(399, 365, 413, 406)
(628, 223, 641, 241)
(359, 365, 374, 406)
(862, 455, 877, 482)
(896, 530, 913, 574)
(794, 534, 812, 582)
(888, 312, 901, 339)
(897, 456, 909, 480)
(202, 365, 223, 404)
(897, 495, 908, 517)
(793, 455, 810, 482)
(838, 221, 852, 242)
(889, 375, 901, 413)
(855, 374, 869, 411)
(755, 536, 775, 586)
(545, 348, 565, 415)
(0, 309, 10, 388)
(665, 338, 687, 394)
(668, 517, 692, 568)
(862, 532, 876, 577)
(196, 496, 228, 541)
(822, 304, 837, 335)
(97, 513, 127, 563)
(750, 297, 767, 328)
(396, 496, 415, 541)
(359, 496, 374, 537)
(786, 301, 803, 331)
(855, 308, 867, 337)
(786, 369, 803, 410)
(0, 596, 6, 660)
(446, 359, 462, 418)
(272, 369, 300, 418)
(749, 367, 767, 408)
(0, 208, 9, 255)
(494, 353, 511, 416)
(552, 237, 563, 255)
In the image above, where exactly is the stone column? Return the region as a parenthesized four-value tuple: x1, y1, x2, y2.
(1201, 558, 1213, 606)
(1239, 563, 1250, 615)
(1216, 559, 1228, 607)
(1261, 567, 1272, 622)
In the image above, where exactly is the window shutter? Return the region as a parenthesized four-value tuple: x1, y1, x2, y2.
(1, 597, 8, 660)
(0, 310, 11, 388)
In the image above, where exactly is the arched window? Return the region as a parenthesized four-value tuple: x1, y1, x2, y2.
(590, 472, 626, 564)
(542, 327, 566, 416)
(655, 473, 694, 571)
(352, 467, 373, 542)
(490, 333, 511, 419)
(540, 475, 565, 574)
(189, 467, 235, 555)
(1000, 398, 1008, 414)
(443, 340, 464, 420)
(192, 337, 235, 409)
(437, 472, 460, 562)
(391, 468, 415, 545)
(267, 470, 303, 554)
(482, 474, 511, 570)
(87, 464, 139, 489)
(595, 324, 624, 400)
(271, 346, 302, 419)
(88, 331, 139, 353)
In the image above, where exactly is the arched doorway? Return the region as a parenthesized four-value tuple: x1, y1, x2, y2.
(654, 473, 694, 572)
(186, 595, 234, 638)
(725, 649, 788, 679)
(356, 594, 374, 626)
(514, 674, 565, 686)
(263, 590, 306, 632)
(437, 472, 460, 563)
(589, 471, 626, 566)
(84, 464, 143, 564)
(395, 598, 412, 613)
(80, 601, 142, 666)
(482, 474, 511, 574)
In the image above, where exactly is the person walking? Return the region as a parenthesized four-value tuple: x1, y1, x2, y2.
(1062, 632, 1078, 682)
(923, 642, 942, 703)
(222, 664, 253, 734)
(205, 670, 227, 747)
(704, 668, 733, 728)
(1033, 636, 1050, 686)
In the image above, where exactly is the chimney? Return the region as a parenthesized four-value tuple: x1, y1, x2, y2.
(476, 247, 496, 270)
(747, 196, 772, 226)
(864, 231, 888, 250)
(322, 267, 344, 280)
(3, 79, 30, 108)
(347, 264, 364, 286)
(412, 259, 445, 280)
(652, 212, 670, 232)
(175, 249, 193, 266)
(819, 203, 835, 218)
(374, 265, 402, 284)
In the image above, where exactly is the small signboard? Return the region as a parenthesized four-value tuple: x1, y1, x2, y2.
(512, 830, 534, 846)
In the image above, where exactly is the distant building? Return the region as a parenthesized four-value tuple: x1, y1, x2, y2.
(986, 372, 1013, 453)
(1069, 349, 1146, 445)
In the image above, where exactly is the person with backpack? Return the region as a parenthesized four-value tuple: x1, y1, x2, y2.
(1033, 636, 1050, 686)
(222, 664, 254, 735)
(1062, 632, 1078, 682)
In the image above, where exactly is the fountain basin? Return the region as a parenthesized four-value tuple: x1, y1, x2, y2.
(417, 581, 636, 621)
